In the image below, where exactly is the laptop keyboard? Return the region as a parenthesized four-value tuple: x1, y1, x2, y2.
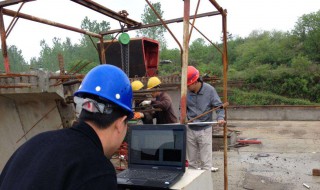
(118, 169, 181, 182)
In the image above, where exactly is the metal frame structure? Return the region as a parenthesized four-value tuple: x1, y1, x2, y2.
(0, 0, 229, 189)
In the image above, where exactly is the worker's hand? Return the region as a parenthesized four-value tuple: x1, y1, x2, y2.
(217, 119, 226, 127)
(140, 100, 151, 106)
(133, 112, 144, 119)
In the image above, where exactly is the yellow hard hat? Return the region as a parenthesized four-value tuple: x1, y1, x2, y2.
(131, 80, 144, 91)
(147, 76, 161, 89)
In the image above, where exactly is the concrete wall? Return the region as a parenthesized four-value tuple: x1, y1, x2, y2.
(167, 90, 320, 121)
(0, 93, 66, 170)
(227, 106, 320, 121)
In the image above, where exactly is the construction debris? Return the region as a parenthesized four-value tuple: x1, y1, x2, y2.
(312, 168, 320, 176)
(303, 183, 310, 189)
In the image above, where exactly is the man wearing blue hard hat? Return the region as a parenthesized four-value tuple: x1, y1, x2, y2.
(0, 64, 133, 190)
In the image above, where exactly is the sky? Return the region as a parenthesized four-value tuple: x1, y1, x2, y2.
(2, 0, 320, 61)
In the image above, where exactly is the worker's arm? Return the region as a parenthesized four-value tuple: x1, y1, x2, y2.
(151, 93, 172, 111)
(209, 87, 225, 123)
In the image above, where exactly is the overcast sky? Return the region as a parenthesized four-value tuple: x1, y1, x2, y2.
(2, 0, 320, 61)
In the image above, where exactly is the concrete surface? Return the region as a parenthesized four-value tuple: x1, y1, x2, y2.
(0, 93, 66, 170)
(171, 169, 213, 190)
(167, 91, 320, 121)
(211, 120, 320, 190)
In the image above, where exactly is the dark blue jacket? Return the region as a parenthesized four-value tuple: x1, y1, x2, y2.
(0, 121, 117, 190)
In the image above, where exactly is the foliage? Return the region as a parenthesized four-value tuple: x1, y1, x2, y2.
(233, 30, 294, 70)
(0, 45, 28, 72)
(2, 10, 320, 105)
(292, 10, 320, 62)
(234, 63, 320, 103)
(228, 89, 316, 105)
(29, 17, 110, 73)
(137, 2, 167, 49)
(159, 48, 181, 75)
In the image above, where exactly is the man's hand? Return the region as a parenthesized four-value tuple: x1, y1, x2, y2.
(133, 112, 144, 119)
(218, 119, 226, 127)
(140, 100, 151, 106)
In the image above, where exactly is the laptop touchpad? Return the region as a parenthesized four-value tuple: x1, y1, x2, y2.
(130, 179, 147, 185)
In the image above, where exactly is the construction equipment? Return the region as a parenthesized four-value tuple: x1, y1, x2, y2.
(98, 37, 160, 78)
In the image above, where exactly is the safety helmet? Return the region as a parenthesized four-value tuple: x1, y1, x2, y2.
(74, 64, 133, 118)
(187, 66, 200, 86)
(147, 76, 161, 89)
(131, 80, 144, 91)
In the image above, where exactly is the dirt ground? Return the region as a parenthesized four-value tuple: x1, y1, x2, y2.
(111, 120, 320, 189)
(212, 120, 320, 190)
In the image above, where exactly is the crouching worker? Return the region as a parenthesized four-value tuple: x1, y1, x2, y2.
(137, 76, 178, 124)
(0, 64, 133, 190)
(131, 80, 154, 124)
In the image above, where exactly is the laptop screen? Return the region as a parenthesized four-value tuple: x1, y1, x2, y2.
(128, 124, 186, 170)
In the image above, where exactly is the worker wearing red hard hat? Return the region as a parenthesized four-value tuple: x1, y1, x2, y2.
(186, 65, 225, 172)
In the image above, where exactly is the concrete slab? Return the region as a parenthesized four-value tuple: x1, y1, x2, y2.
(211, 120, 320, 190)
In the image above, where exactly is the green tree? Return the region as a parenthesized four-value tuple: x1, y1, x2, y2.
(79, 16, 112, 65)
(0, 45, 28, 72)
(292, 10, 320, 62)
(233, 30, 294, 70)
(30, 17, 112, 73)
(159, 48, 181, 75)
(137, 2, 167, 49)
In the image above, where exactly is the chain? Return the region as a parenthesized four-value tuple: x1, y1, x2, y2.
(120, 43, 130, 76)
(119, 21, 130, 76)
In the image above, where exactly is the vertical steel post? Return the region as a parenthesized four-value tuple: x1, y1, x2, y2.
(222, 10, 229, 190)
(0, 8, 10, 73)
(99, 37, 106, 64)
(180, 0, 190, 124)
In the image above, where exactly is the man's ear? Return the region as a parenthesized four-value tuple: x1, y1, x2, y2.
(115, 115, 128, 133)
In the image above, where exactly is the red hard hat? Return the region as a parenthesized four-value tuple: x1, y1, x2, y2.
(187, 66, 199, 86)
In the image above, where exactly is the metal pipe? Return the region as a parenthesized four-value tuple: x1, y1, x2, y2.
(208, 0, 226, 16)
(188, 21, 222, 54)
(101, 11, 221, 35)
(0, 0, 34, 7)
(71, 0, 140, 27)
(187, 121, 218, 125)
(222, 10, 229, 190)
(145, 0, 182, 52)
(0, 8, 10, 73)
(49, 75, 84, 80)
(2, 8, 102, 38)
(187, 102, 229, 123)
(5, 1, 24, 38)
(180, 0, 190, 124)
(188, 0, 201, 43)
(99, 37, 106, 64)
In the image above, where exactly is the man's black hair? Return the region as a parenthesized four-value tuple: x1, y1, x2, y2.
(77, 93, 130, 129)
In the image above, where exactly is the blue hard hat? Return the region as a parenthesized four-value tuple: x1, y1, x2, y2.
(74, 64, 133, 118)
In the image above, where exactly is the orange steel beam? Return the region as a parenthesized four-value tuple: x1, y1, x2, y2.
(2, 8, 102, 38)
(180, 0, 190, 124)
(101, 11, 220, 35)
(0, 0, 34, 7)
(0, 9, 10, 73)
(208, 0, 227, 16)
(188, 0, 201, 43)
(222, 9, 229, 190)
(145, 0, 182, 53)
(71, 0, 140, 27)
(5, 1, 25, 38)
(188, 21, 222, 54)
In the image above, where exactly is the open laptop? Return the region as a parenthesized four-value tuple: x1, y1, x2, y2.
(117, 124, 186, 189)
